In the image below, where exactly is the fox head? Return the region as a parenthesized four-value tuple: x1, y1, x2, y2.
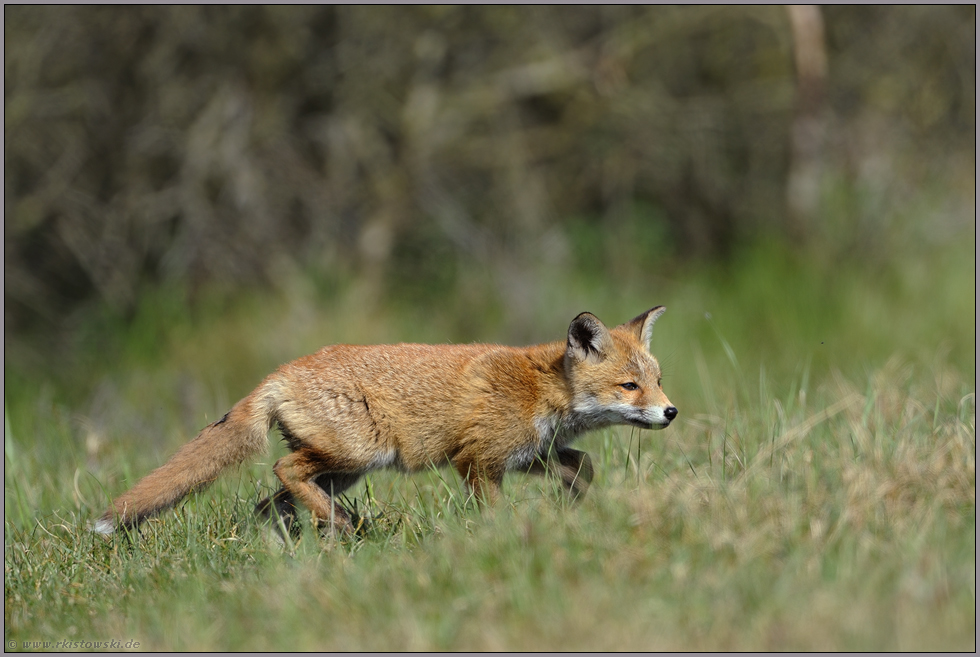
(564, 306, 677, 431)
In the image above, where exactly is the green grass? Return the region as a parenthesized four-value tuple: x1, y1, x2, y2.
(4, 240, 975, 651)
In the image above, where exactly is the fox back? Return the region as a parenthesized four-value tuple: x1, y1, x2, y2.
(95, 307, 676, 536)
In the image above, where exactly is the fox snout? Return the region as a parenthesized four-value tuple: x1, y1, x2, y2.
(648, 404, 679, 429)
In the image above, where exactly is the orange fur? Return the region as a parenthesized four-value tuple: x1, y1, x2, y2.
(95, 307, 677, 535)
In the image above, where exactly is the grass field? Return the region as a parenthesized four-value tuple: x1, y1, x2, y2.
(4, 240, 975, 651)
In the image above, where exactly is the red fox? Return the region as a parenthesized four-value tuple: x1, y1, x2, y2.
(94, 307, 677, 536)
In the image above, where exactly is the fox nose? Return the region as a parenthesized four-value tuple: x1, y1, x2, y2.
(664, 406, 678, 422)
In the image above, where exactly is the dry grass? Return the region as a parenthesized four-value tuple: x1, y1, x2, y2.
(5, 354, 974, 651)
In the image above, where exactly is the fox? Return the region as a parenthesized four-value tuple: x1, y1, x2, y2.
(93, 306, 677, 536)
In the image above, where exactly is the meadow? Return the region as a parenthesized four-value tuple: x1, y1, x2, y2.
(4, 239, 975, 651)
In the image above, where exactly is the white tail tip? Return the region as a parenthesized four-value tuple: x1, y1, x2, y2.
(92, 518, 115, 535)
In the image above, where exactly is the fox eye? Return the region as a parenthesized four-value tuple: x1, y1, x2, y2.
(620, 382, 639, 391)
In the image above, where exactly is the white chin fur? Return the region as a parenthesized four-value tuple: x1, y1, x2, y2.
(92, 518, 115, 535)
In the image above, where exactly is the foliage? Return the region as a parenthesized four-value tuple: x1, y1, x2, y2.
(4, 6, 975, 335)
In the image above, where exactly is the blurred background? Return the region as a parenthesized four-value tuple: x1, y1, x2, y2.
(4, 6, 975, 377)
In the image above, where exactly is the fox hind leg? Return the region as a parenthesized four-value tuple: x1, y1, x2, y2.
(255, 487, 302, 539)
(310, 472, 365, 533)
(270, 449, 364, 535)
(256, 471, 364, 539)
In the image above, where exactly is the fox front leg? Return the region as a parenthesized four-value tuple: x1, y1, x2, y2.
(527, 447, 594, 501)
(454, 459, 505, 507)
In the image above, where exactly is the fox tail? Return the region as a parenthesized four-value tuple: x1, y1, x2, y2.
(94, 382, 279, 534)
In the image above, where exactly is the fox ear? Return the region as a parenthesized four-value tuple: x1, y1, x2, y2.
(618, 306, 666, 351)
(567, 312, 613, 362)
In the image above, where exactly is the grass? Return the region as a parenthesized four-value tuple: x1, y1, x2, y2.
(4, 239, 975, 651)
